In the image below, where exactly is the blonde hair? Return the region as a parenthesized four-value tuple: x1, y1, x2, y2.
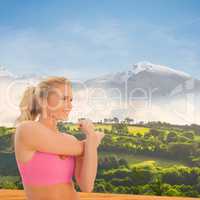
(14, 76, 71, 126)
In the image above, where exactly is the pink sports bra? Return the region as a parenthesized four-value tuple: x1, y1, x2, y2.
(16, 151, 75, 186)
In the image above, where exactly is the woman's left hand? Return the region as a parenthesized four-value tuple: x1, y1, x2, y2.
(94, 131, 105, 146)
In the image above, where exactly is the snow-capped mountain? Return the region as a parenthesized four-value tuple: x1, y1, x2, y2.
(131, 61, 191, 77)
(83, 61, 200, 99)
(79, 62, 200, 124)
(85, 61, 192, 83)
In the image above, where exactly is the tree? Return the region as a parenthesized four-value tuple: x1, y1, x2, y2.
(124, 117, 134, 124)
(112, 117, 119, 124)
(149, 128, 163, 138)
(111, 123, 128, 135)
(182, 131, 194, 140)
(168, 143, 194, 160)
(118, 158, 128, 167)
(166, 132, 178, 143)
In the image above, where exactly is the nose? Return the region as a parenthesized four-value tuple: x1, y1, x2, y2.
(68, 102, 72, 109)
(64, 100, 72, 111)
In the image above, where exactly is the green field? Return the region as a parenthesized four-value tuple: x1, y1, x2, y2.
(99, 151, 188, 167)
(127, 126, 149, 135)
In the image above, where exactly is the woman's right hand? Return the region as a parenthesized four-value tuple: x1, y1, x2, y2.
(77, 118, 95, 136)
(77, 118, 105, 146)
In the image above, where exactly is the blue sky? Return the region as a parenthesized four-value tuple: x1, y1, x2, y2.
(0, 0, 200, 80)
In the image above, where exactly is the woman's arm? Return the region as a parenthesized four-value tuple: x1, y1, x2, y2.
(16, 121, 84, 156)
(74, 132, 98, 192)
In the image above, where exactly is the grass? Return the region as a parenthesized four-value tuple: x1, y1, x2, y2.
(128, 126, 150, 135)
(99, 151, 188, 167)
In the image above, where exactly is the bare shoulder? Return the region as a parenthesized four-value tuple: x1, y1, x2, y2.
(15, 120, 42, 140)
(16, 120, 38, 130)
(14, 121, 38, 153)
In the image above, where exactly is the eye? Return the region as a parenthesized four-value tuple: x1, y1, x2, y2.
(62, 96, 73, 102)
(62, 96, 67, 101)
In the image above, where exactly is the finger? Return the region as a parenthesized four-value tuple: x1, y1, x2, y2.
(78, 123, 82, 127)
(77, 123, 82, 128)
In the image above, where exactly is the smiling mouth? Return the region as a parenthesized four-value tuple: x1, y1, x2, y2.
(64, 110, 70, 112)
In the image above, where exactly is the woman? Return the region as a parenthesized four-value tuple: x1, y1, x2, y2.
(14, 76, 105, 200)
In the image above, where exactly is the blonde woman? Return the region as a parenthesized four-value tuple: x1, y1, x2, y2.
(14, 76, 105, 200)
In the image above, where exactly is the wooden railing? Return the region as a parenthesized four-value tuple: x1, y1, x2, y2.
(0, 189, 198, 200)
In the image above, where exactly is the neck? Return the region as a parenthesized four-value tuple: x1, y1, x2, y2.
(37, 114, 59, 133)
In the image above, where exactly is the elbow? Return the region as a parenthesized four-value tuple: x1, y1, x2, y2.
(86, 185, 94, 193)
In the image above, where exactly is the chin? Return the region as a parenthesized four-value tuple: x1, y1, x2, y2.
(63, 113, 69, 119)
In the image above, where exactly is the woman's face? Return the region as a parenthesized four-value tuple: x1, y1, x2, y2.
(46, 83, 73, 120)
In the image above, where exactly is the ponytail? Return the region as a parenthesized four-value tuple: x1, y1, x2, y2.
(14, 85, 41, 126)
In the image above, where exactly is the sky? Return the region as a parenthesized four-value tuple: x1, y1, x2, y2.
(0, 0, 200, 81)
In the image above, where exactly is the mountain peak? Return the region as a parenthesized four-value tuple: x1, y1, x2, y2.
(132, 61, 154, 74)
(131, 61, 191, 78)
